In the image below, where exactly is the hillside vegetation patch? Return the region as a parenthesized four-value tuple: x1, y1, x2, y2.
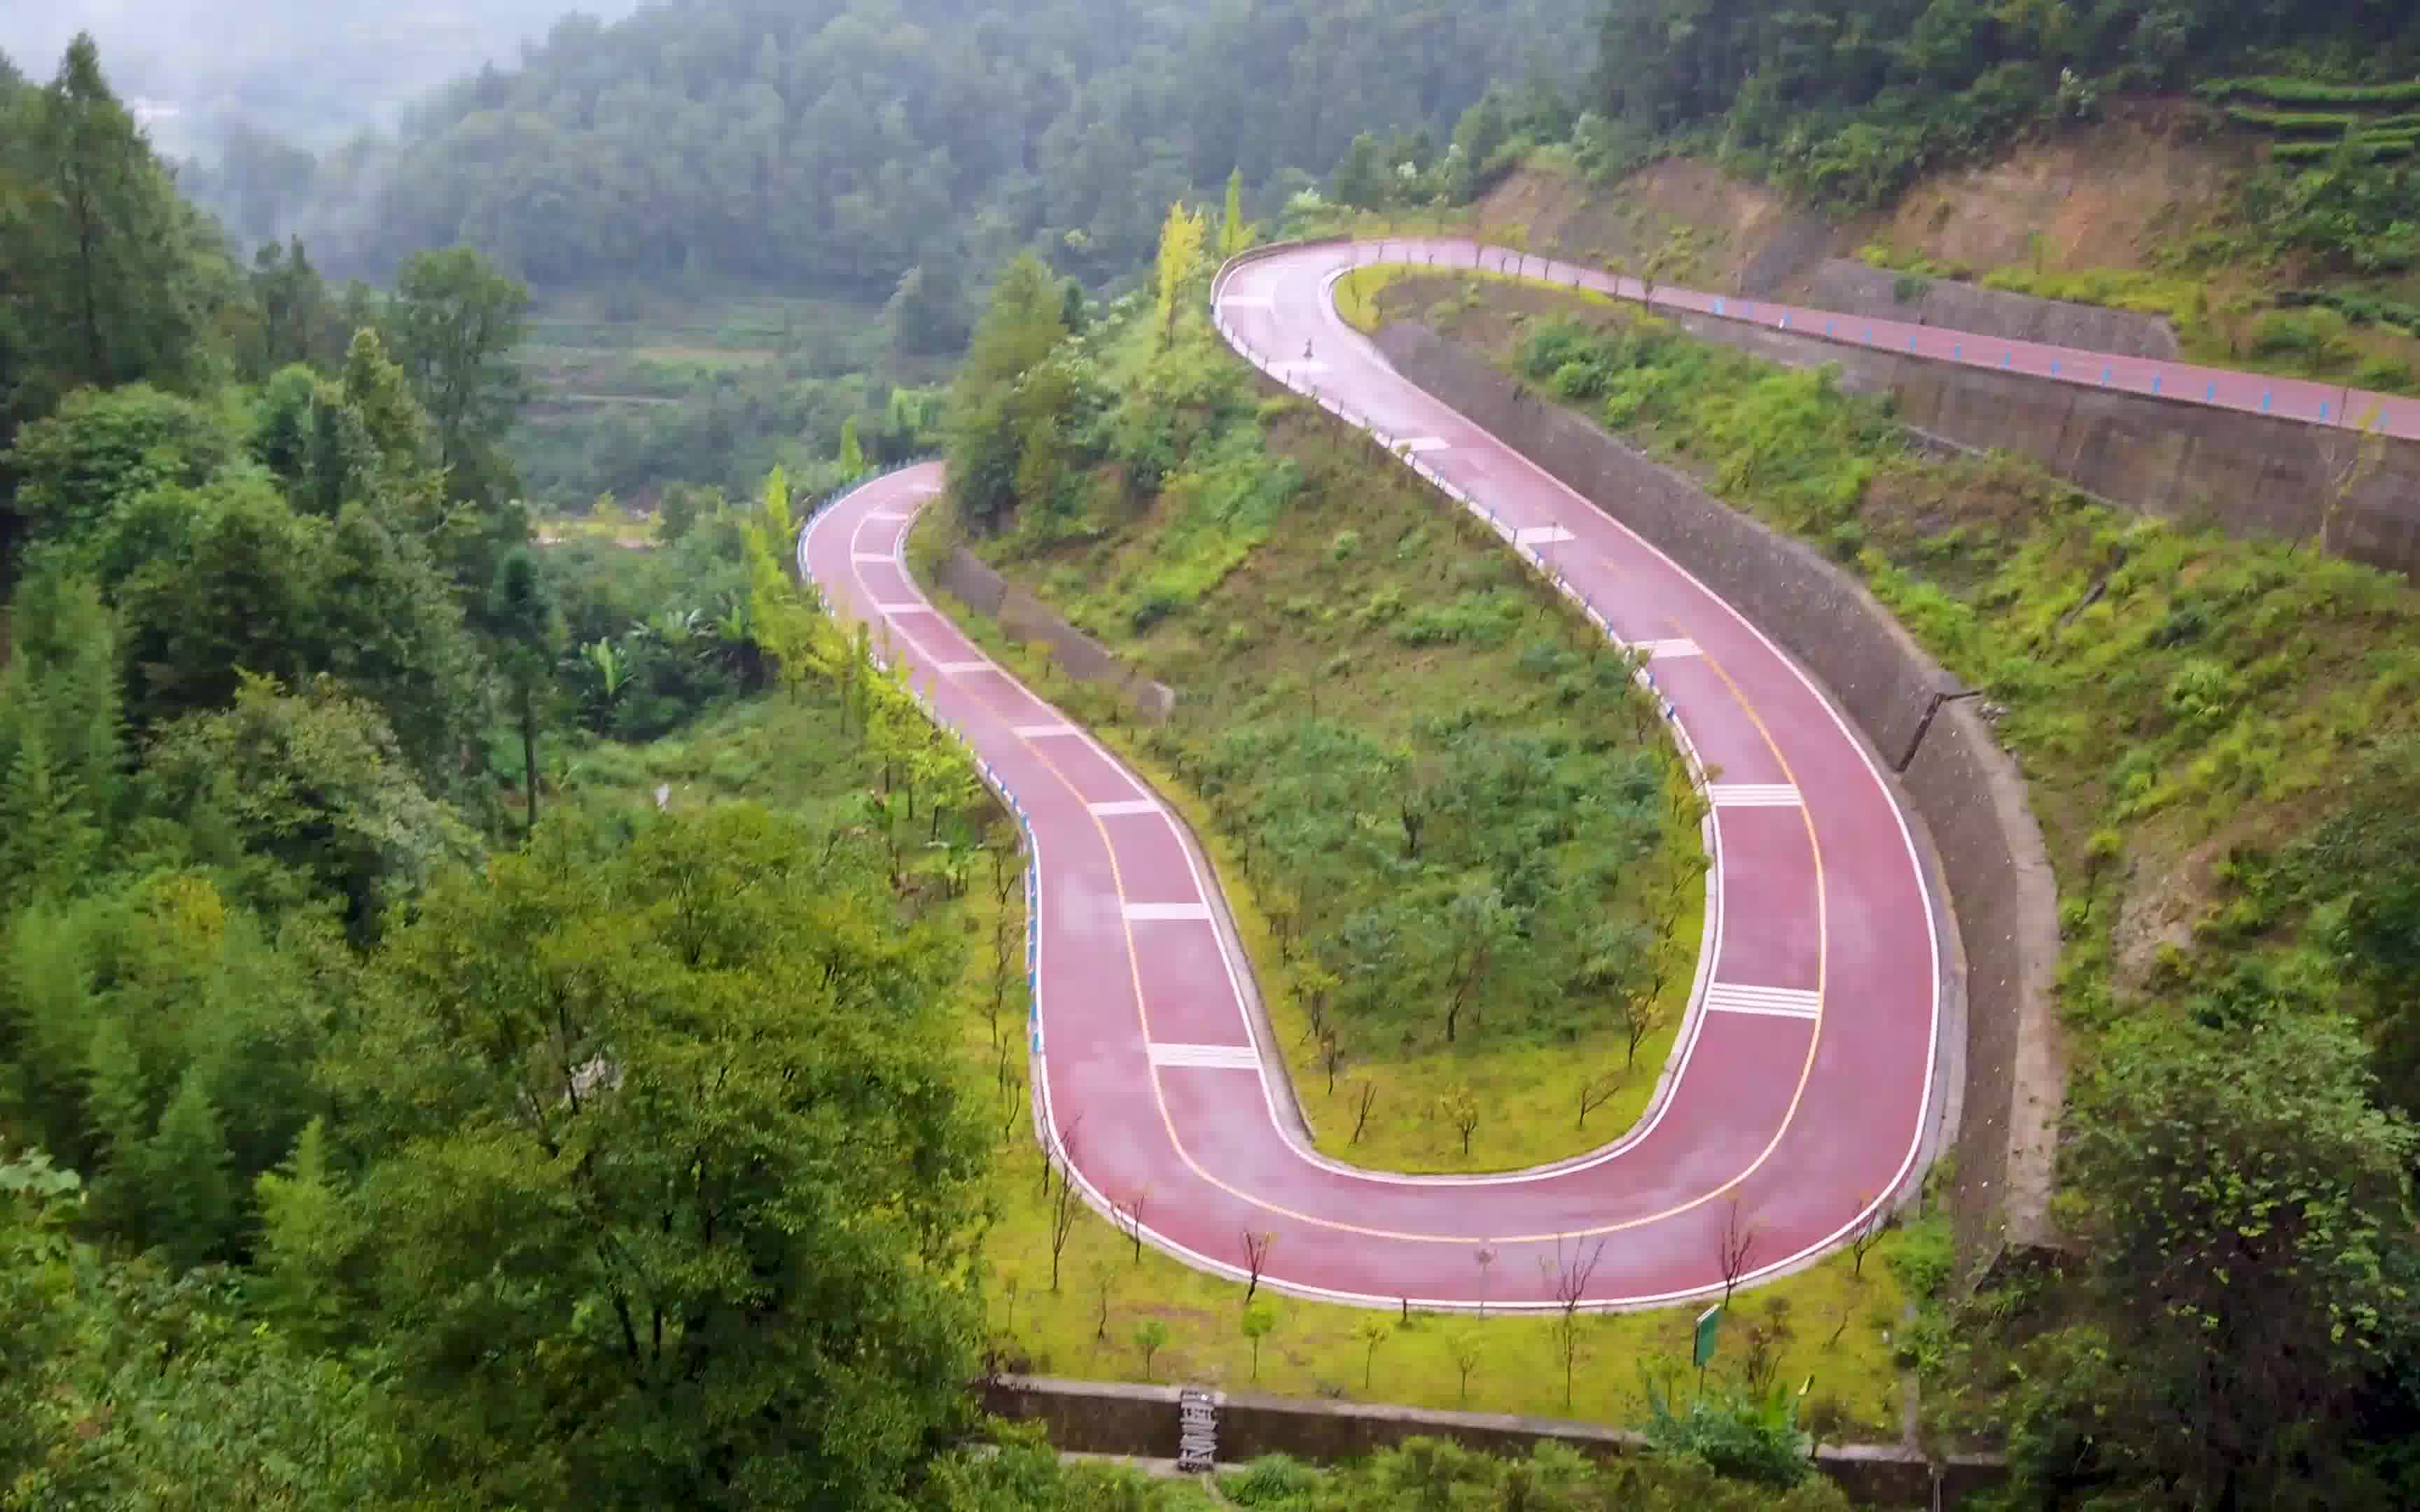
(933, 275, 1709, 1175)
(1369, 271, 2420, 1496)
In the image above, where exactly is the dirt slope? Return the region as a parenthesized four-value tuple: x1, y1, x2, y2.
(1473, 102, 2251, 293)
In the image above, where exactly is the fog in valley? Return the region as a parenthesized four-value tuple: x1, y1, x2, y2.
(0, 0, 641, 155)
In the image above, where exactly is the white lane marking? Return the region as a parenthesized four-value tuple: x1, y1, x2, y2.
(1124, 902, 1213, 921)
(1088, 799, 1164, 817)
(1150, 1042, 1262, 1069)
(938, 660, 994, 675)
(1217, 295, 1275, 309)
(1632, 638, 1702, 659)
(1514, 525, 1576, 545)
(870, 510, 914, 520)
(1398, 437, 1451, 452)
(874, 602, 935, 615)
(1014, 723, 1080, 738)
(1704, 983, 1821, 1018)
(1709, 784, 1802, 808)
(851, 552, 897, 564)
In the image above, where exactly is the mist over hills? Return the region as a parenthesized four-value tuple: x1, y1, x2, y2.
(0, 0, 641, 158)
(115, 0, 1598, 289)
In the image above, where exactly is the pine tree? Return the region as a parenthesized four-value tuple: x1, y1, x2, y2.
(83, 1014, 155, 1234)
(253, 1117, 364, 1342)
(0, 713, 97, 911)
(20, 35, 207, 402)
(146, 1066, 235, 1268)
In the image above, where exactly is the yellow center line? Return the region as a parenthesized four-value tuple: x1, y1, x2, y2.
(843, 470, 1830, 1248)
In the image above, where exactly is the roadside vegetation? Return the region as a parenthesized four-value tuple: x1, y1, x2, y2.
(1363, 269, 2420, 1505)
(566, 682, 1917, 1441)
(932, 225, 1711, 1177)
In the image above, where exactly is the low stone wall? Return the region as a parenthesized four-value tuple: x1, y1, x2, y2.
(1371, 324, 2066, 1273)
(1789, 260, 2180, 362)
(979, 1375, 2006, 1508)
(1657, 305, 2420, 578)
(931, 547, 1178, 720)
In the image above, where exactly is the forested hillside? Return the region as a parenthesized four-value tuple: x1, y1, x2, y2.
(218, 0, 1599, 290)
(1588, 0, 2420, 237)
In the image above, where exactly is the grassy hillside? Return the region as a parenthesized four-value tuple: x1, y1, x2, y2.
(926, 289, 1719, 1177)
(556, 686, 1918, 1439)
(1355, 270, 2420, 1488)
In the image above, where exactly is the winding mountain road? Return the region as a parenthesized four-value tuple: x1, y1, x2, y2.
(799, 237, 2390, 1310)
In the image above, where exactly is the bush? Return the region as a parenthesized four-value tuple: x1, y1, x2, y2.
(1639, 1378, 1813, 1488)
(1222, 1453, 1323, 1506)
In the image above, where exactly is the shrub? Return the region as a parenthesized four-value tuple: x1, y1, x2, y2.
(1639, 1378, 1813, 1488)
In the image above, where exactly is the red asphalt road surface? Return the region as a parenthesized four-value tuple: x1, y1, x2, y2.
(800, 239, 1968, 1311)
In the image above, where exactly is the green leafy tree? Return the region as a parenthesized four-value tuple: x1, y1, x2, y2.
(278, 807, 990, 1508)
(947, 255, 1069, 533)
(381, 245, 530, 505)
(4, 383, 235, 543)
(139, 672, 479, 928)
(2027, 1014, 2420, 1506)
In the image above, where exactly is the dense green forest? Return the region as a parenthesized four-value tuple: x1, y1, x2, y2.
(1576, 0, 2420, 270)
(209, 0, 1600, 290)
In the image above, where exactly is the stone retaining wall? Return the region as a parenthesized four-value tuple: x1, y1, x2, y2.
(979, 1375, 2006, 1508)
(931, 547, 1178, 720)
(1371, 324, 2066, 1275)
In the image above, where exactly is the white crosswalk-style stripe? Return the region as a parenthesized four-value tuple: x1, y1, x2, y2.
(1709, 784, 1803, 808)
(1630, 638, 1702, 659)
(851, 552, 895, 564)
(1125, 902, 1213, 921)
(1088, 799, 1163, 817)
(1398, 437, 1451, 452)
(1013, 723, 1080, 738)
(1216, 295, 1274, 309)
(1150, 1042, 1262, 1069)
(1704, 982, 1822, 1018)
(937, 661, 994, 675)
(1514, 525, 1576, 545)
(874, 602, 935, 615)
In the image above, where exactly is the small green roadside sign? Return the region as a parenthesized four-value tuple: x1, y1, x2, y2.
(1692, 1303, 1723, 1368)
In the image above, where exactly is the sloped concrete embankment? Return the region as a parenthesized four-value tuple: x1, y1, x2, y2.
(1787, 260, 2180, 361)
(1658, 307, 2420, 578)
(1372, 323, 2066, 1278)
(931, 548, 1178, 720)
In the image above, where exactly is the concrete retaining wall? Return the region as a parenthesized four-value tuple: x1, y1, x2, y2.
(1791, 260, 2180, 361)
(1658, 307, 2420, 578)
(931, 547, 1178, 721)
(1371, 324, 2066, 1273)
(980, 1375, 2005, 1508)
